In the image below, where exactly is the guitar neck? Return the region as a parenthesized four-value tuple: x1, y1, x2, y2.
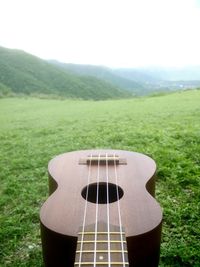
(74, 222, 129, 266)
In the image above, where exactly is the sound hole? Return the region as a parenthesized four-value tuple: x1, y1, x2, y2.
(81, 182, 124, 204)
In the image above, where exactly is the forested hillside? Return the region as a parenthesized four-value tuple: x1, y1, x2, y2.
(0, 47, 131, 100)
(1, 46, 199, 100)
(49, 60, 145, 93)
(49, 61, 200, 93)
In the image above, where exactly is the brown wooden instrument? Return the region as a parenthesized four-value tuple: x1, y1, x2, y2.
(40, 149, 162, 267)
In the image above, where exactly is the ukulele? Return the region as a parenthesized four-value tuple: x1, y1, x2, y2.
(40, 149, 162, 267)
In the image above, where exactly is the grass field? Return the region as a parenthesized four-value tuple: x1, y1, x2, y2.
(0, 90, 200, 266)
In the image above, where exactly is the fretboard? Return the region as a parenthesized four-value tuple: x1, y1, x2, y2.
(74, 222, 129, 267)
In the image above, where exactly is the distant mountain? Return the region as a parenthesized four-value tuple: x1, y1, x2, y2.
(114, 68, 159, 84)
(1, 46, 200, 99)
(0, 47, 131, 100)
(114, 66, 200, 91)
(48, 61, 145, 94)
(49, 61, 200, 94)
(137, 66, 200, 81)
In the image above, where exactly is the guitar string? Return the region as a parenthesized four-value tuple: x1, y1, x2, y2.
(114, 153, 126, 267)
(94, 154, 100, 267)
(106, 153, 111, 267)
(78, 154, 92, 267)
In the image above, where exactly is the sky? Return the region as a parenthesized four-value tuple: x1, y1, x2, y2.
(0, 0, 200, 68)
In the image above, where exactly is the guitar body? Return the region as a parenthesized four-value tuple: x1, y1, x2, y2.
(40, 149, 162, 267)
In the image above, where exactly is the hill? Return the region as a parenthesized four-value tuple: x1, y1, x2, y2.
(114, 68, 159, 83)
(0, 47, 131, 100)
(48, 60, 145, 94)
(137, 66, 200, 81)
(1, 46, 200, 99)
(115, 67, 200, 91)
(49, 61, 200, 93)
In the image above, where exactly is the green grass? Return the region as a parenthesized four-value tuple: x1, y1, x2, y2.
(0, 90, 200, 266)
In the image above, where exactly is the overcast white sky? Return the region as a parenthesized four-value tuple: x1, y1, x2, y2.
(0, 0, 200, 68)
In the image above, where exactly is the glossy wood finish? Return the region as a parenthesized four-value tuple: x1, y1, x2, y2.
(40, 149, 162, 267)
